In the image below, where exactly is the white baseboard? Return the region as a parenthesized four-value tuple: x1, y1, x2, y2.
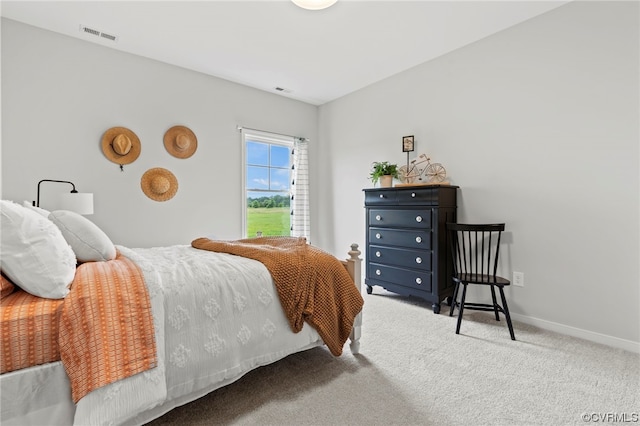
(510, 312, 640, 354)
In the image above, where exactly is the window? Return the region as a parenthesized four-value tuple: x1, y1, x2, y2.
(242, 131, 293, 238)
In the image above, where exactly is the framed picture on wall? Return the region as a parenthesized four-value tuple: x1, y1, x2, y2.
(402, 135, 415, 152)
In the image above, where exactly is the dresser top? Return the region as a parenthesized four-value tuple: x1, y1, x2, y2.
(363, 184, 459, 192)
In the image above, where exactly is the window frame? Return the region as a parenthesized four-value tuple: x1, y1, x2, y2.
(241, 129, 294, 238)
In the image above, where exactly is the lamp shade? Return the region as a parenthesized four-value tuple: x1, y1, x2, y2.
(59, 193, 94, 215)
(291, 0, 337, 10)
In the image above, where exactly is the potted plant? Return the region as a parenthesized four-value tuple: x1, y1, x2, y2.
(369, 161, 399, 188)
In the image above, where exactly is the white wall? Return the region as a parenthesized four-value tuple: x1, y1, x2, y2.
(318, 1, 639, 347)
(1, 18, 318, 248)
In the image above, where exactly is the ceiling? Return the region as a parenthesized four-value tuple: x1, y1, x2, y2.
(1, 0, 569, 105)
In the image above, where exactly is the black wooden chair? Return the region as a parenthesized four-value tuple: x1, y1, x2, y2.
(446, 223, 516, 340)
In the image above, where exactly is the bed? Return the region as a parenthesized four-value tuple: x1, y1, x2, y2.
(0, 201, 364, 426)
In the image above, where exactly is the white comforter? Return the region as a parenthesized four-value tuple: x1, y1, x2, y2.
(74, 245, 322, 426)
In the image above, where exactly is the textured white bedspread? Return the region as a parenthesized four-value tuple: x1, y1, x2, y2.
(74, 245, 321, 426)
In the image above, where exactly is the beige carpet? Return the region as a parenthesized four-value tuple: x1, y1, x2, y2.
(147, 290, 639, 426)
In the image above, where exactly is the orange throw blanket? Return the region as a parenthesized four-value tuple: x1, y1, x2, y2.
(192, 237, 363, 356)
(59, 253, 157, 403)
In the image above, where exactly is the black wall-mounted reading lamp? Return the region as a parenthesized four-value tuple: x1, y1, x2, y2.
(33, 179, 94, 215)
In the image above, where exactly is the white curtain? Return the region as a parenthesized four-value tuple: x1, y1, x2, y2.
(290, 138, 310, 240)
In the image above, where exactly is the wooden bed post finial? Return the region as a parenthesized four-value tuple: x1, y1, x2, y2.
(348, 243, 361, 261)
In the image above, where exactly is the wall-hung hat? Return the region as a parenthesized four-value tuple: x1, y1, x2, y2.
(164, 125, 197, 159)
(140, 168, 178, 202)
(101, 127, 141, 165)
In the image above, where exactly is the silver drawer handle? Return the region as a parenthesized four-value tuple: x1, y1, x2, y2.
(415, 216, 423, 223)
(375, 269, 381, 276)
(416, 278, 422, 285)
(415, 236, 422, 243)
(415, 257, 422, 264)
(375, 233, 381, 239)
(379, 194, 384, 198)
(375, 251, 381, 257)
(411, 192, 416, 198)
(376, 215, 382, 221)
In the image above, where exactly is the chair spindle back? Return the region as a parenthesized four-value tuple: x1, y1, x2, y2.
(447, 223, 505, 283)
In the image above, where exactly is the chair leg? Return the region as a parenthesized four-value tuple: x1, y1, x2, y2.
(490, 285, 500, 321)
(449, 282, 460, 317)
(498, 286, 516, 341)
(455, 283, 467, 335)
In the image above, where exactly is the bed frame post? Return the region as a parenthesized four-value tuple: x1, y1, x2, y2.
(344, 243, 362, 354)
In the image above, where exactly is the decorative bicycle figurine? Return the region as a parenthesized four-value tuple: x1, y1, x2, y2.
(398, 154, 447, 184)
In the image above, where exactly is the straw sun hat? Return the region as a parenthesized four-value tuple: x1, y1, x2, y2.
(140, 168, 178, 202)
(164, 125, 197, 159)
(101, 127, 141, 165)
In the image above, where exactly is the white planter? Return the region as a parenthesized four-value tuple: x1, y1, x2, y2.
(380, 175, 393, 188)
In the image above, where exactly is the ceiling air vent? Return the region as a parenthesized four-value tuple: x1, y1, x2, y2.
(100, 32, 117, 42)
(82, 26, 100, 37)
(79, 25, 118, 43)
(274, 87, 292, 93)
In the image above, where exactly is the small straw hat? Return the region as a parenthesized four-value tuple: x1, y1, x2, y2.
(164, 125, 197, 159)
(140, 168, 178, 202)
(101, 127, 141, 165)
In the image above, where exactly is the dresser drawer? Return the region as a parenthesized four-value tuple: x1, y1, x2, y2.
(369, 209, 432, 229)
(368, 263, 432, 292)
(397, 188, 439, 205)
(364, 190, 398, 206)
(369, 227, 431, 250)
(369, 245, 432, 270)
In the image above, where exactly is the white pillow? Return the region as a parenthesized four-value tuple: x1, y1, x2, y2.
(0, 200, 76, 299)
(22, 200, 50, 218)
(49, 210, 116, 263)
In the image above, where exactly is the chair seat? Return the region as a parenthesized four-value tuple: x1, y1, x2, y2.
(453, 273, 510, 286)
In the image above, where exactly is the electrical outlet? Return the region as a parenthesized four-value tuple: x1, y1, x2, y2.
(513, 271, 524, 287)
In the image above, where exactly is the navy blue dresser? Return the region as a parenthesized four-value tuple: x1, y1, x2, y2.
(363, 185, 458, 313)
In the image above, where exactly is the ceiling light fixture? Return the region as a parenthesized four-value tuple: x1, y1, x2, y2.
(292, 0, 337, 11)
